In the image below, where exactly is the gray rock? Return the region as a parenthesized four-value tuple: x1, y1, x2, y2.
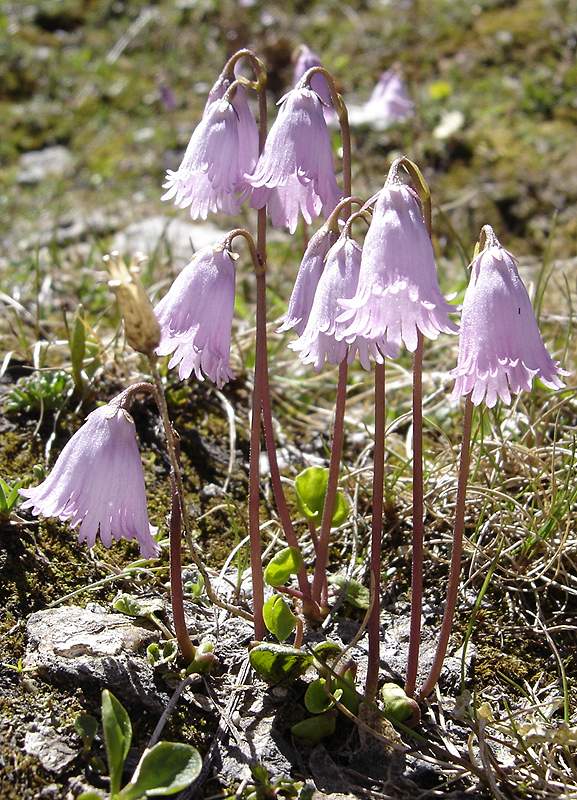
(25, 606, 166, 711)
(110, 215, 228, 265)
(24, 724, 77, 773)
(17, 146, 75, 185)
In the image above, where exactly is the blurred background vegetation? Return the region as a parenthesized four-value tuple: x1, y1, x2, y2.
(1, 0, 577, 272)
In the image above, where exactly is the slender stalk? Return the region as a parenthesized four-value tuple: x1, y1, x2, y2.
(311, 359, 348, 606)
(168, 475, 196, 663)
(301, 67, 352, 610)
(148, 357, 253, 624)
(418, 395, 474, 700)
(405, 331, 424, 695)
(365, 362, 385, 699)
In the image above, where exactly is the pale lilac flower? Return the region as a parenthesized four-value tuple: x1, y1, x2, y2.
(162, 75, 258, 219)
(20, 398, 158, 558)
(337, 182, 457, 354)
(291, 234, 397, 371)
(366, 68, 414, 122)
(278, 224, 338, 335)
(293, 45, 332, 109)
(451, 227, 566, 408)
(247, 86, 341, 233)
(154, 244, 236, 387)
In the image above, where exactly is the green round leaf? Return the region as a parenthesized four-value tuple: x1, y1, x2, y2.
(291, 712, 336, 744)
(329, 575, 370, 610)
(249, 643, 312, 684)
(381, 683, 420, 724)
(264, 547, 304, 587)
(263, 595, 297, 643)
(119, 742, 202, 799)
(304, 679, 334, 714)
(294, 467, 348, 527)
(113, 593, 164, 618)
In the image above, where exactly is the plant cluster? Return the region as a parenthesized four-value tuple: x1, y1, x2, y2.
(17, 46, 566, 752)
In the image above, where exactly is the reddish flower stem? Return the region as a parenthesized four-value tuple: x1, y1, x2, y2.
(169, 475, 196, 663)
(302, 67, 352, 610)
(405, 331, 424, 696)
(418, 395, 474, 700)
(311, 359, 348, 606)
(365, 361, 386, 700)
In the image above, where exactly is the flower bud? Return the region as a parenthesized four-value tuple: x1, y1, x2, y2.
(105, 251, 161, 355)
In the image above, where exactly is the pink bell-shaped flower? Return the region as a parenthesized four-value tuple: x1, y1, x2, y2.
(20, 396, 158, 558)
(366, 68, 414, 123)
(278, 224, 338, 335)
(291, 233, 396, 371)
(162, 74, 258, 219)
(154, 244, 236, 387)
(451, 226, 566, 407)
(247, 86, 341, 234)
(337, 182, 457, 354)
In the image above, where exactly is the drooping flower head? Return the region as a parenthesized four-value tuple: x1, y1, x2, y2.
(337, 176, 457, 355)
(247, 85, 341, 233)
(366, 68, 414, 124)
(290, 232, 397, 371)
(20, 393, 158, 558)
(162, 71, 258, 220)
(292, 45, 332, 110)
(154, 243, 236, 387)
(451, 226, 566, 407)
(278, 224, 338, 335)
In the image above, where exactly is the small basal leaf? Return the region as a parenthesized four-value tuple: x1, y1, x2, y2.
(294, 467, 348, 527)
(249, 643, 312, 684)
(119, 742, 202, 799)
(101, 689, 132, 796)
(264, 547, 304, 588)
(74, 712, 98, 750)
(113, 593, 164, 618)
(147, 640, 178, 667)
(381, 683, 421, 726)
(304, 679, 335, 714)
(329, 575, 370, 610)
(291, 712, 336, 744)
(263, 595, 297, 643)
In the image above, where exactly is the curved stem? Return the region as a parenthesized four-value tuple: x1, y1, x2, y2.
(405, 331, 424, 695)
(418, 396, 474, 700)
(311, 359, 348, 606)
(365, 362, 385, 700)
(221, 48, 267, 89)
(169, 475, 196, 663)
(325, 195, 365, 233)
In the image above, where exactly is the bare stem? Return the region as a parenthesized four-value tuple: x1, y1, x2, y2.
(169, 475, 196, 663)
(148, 357, 253, 624)
(365, 362, 385, 700)
(418, 396, 474, 700)
(405, 332, 424, 695)
(311, 359, 348, 607)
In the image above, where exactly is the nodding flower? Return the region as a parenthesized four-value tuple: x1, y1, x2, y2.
(451, 225, 566, 407)
(278, 224, 338, 336)
(246, 85, 341, 234)
(154, 243, 237, 388)
(20, 393, 158, 559)
(290, 232, 397, 371)
(162, 73, 258, 220)
(337, 181, 457, 355)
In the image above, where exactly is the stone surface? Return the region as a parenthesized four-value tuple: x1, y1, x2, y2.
(17, 146, 75, 185)
(24, 724, 77, 773)
(25, 605, 166, 711)
(110, 215, 229, 264)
